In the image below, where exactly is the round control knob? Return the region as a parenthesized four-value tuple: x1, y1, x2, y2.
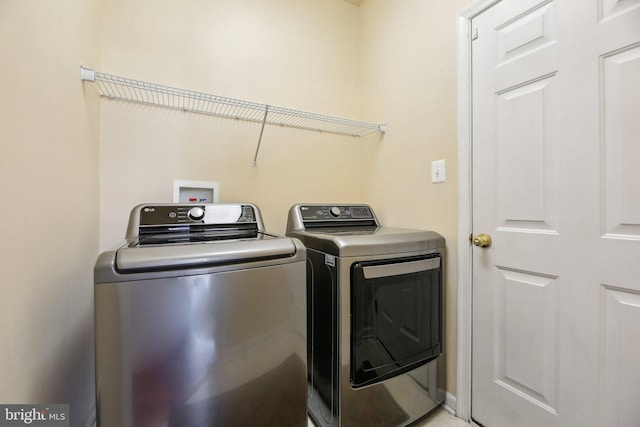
(329, 207, 341, 217)
(188, 206, 205, 220)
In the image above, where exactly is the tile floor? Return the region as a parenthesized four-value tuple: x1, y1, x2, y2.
(307, 406, 471, 427)
(412, 407, 471, 426)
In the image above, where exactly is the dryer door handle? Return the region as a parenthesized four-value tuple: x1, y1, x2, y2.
(362, 257, 440, 279)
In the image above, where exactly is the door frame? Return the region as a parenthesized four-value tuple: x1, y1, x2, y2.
(456, 0, 501, 422)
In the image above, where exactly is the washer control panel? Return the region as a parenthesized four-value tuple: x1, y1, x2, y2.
(299, 205, 374, 221)
(139, 204, 256, 226)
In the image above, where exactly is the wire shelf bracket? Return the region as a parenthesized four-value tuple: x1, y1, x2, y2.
(80, 66, 387, 166)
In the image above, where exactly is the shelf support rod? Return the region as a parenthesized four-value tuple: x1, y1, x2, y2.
(253, 105, 269, 167)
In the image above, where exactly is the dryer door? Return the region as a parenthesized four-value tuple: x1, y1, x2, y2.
(350, 254, 442, 388)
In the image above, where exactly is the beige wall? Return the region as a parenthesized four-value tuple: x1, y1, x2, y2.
(0, 1, 100, 426)
(99, 0, 366, 249)
(357, 0, 472, 396)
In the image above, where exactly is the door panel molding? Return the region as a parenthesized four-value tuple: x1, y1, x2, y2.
(600, 42, 640, 240)
(495, 267, 559, 413)
(495, 0, 556, 67)
(599, 0, 640, 22)
(600, 284, 640, 426)
(497, 75, 553, 225)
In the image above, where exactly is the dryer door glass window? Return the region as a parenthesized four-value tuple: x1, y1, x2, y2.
(350, 254, 442, 388)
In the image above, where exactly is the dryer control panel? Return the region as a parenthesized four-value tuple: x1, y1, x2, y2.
(299, 205, 374, 221)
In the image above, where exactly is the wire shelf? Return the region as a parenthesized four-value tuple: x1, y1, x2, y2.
(81, 66, 386, 138)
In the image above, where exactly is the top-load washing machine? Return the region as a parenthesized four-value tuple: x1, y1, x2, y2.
(286, 204, 445, 427)
(94, 203, 307, 427)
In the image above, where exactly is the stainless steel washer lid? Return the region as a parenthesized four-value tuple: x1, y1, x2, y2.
(287, 227, 444, 257)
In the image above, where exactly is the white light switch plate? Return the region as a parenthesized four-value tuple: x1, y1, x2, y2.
(431, 159, 446, 183)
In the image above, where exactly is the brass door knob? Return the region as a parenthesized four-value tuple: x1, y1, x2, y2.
(473, 234, 492, 248)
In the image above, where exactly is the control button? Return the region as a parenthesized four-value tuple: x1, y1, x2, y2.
(188, 207, 205, 220)
(168, 211, 177, 219)
(330, 207, 341, 217)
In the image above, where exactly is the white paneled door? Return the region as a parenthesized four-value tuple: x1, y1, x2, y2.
(470, 0, 640, 426)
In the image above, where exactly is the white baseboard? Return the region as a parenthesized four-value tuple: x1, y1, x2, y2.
(443, 392, 457, 415)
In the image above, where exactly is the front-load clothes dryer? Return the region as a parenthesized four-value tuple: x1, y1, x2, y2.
(94, 203, 307, 427)
(286, 204, 445, 427)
